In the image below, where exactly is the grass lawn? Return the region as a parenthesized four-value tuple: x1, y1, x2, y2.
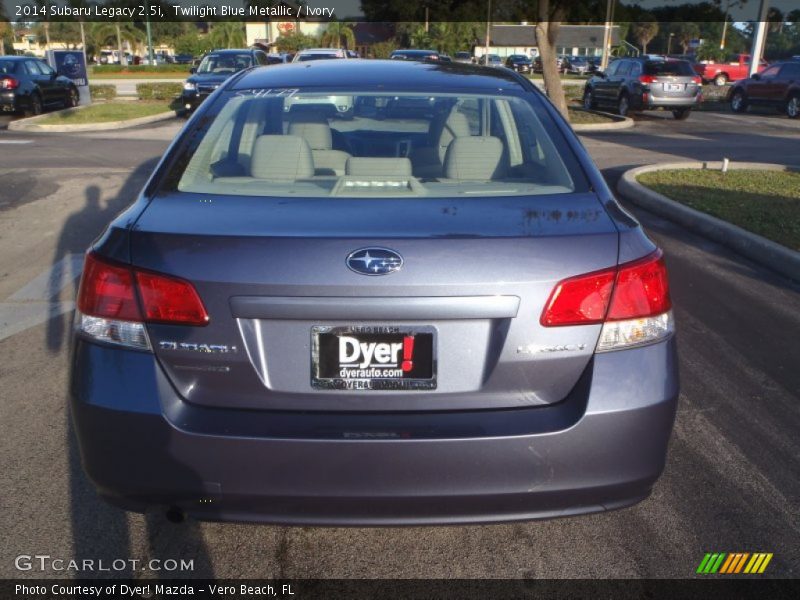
(36, 101, 177, 125)
(637, 169, 800, 251)
(568, 108, 617, 124)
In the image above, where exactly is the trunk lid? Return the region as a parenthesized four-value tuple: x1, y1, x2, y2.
(131, 192, 619, 412)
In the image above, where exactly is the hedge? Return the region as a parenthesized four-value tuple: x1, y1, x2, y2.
(89, 84, 117, 101)
(136, 82, 183, 101)
(91, 64, 190, 74)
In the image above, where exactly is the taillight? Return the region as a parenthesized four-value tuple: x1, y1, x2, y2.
(77, 253, 141, 321)
(692, 76, 702, 84)
(541, 250, 674, 352)
(76, 253, 209, 350)
(639, 75, 657, 84)
(136, 271, 209, 326)
(1, 77, 20, 90)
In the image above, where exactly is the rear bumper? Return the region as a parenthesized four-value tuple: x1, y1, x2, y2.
(70, 336, 679, 525)
(0, 91, 20, 112)
(644, 94, 701, 109)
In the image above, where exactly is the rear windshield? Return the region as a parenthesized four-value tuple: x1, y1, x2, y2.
(166, 90, 580, 199)
(645, 61, 695, 76)
(198, 54, 252, 74)
(296, 53, 340, 62)
(0, 61, 19, 75)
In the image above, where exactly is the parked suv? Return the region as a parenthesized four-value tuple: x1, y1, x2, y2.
(293, 48, 350, 62)
(583, 57, 702, 119)
(729, 61, 800, 119)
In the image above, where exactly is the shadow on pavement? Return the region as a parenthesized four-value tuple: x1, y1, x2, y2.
(42, 160, 215, 578)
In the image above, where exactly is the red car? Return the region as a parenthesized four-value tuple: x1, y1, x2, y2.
(694, 53, 768, 86)
(729, 61, 800, 118)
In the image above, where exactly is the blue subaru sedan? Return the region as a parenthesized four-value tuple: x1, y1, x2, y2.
(70, 60, 678, 525)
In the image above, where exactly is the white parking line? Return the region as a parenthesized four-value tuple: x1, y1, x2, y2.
(9, 255, 85, 302)
(0, 139, 33, 144)
(0, 254, 84, 342)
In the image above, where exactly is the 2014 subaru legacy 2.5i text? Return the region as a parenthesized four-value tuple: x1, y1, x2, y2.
(70, 60, 678, 526)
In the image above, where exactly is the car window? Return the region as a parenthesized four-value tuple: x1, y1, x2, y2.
(629, 62, 642, 77)
(616, 61, 631, 76)
(167, 91, 579, 199)
(38, 62, 55, 76)
(644, 60, 695, 76)
(605, 61, 620, 76)
(0, 60, 19, 75)
(760, 65, 780, 78)
(198, 54, 253, 74)
(255, 52, 267, 66)
(25, 60, 42, 75)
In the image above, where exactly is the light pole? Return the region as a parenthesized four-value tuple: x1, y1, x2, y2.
(667, 32, 675, 56)
(749, 0, 770, 77)
(484, 0, 491, 63)
(144, 0, 154, 64)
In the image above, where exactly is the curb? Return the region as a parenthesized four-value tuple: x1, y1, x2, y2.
(8, 107, 180, 132)
(617, 161, 800, 282)
(572, 110, 634, 132)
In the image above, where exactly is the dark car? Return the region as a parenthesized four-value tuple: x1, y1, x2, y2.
(0, 56, 79, 115)
(729, 61, 800, 118)
(564, 56, 590, 75)
(71, 59, 678, 526)
(505, 54, 532, 73)
(583, 57, 702, 119)
(173, 54, 194, 65)
(181, 48, 271, 112)
(390, 49, 440, 62)
(453, 51, 474, 64)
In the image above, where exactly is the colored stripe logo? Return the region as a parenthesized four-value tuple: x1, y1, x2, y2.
(697, 552, 773, 574)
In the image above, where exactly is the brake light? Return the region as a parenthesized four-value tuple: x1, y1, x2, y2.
(606, 251, 671, 320)
(1, 77, 19, 90)
(76, 253, 209, 350)
(639, 75, 657, 84)
(692, 76, 702, 84)
(541, 250, 674, 351)
(77, 253, 141, 321)
(136, 271, 209, 325)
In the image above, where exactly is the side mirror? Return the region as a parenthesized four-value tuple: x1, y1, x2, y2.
(751, 73, 760, 80)
(189, 67, 196, 74)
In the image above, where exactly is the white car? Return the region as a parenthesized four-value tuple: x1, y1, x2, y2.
(292, 48, 350, 63)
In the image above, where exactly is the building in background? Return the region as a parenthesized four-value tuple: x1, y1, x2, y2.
(476, 24, 621, 59)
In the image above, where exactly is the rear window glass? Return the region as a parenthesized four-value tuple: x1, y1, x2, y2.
(167, 90, 579, 199)
(645, 61, 695, 76)
(296, 53, 340, 62)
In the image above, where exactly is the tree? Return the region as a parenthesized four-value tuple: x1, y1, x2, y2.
(535, 0, 568, 120)
(275, 32, 319, 54)
(209, 22, 246, 49)
(672, 22, 701, 55)
(321, 22, 356, 50)
(90, 22, 144, 66)
(173, 33, 214, 57)
(631, 21, 658, 54)
(369, 40, 398, 59)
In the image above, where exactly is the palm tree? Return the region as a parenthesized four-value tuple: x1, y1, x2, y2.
(631, 22, 658, 54)
(91, 22, 144, 66)
(209, 22, 246, 49)
(320, 22, 355, 50)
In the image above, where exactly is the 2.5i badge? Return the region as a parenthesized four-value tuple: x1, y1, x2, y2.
(311, 326, 436, 391)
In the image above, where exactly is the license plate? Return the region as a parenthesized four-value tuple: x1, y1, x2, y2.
(312, 326, 436, 391)
(665, 83, 684, 91)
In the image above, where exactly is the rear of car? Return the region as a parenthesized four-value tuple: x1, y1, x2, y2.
(0, 56, 77, 115)
(292, 49, 349, 63)
(70, 60, 678, 525)
(585, 58, 701, 119)
(505, 55, 532, 73)
(454, 52, 474, 64)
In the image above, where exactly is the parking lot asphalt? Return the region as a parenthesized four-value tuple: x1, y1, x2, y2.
(0, 110, 798, 579)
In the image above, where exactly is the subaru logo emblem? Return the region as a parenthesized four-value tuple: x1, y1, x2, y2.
(346, 247, 403, 276)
